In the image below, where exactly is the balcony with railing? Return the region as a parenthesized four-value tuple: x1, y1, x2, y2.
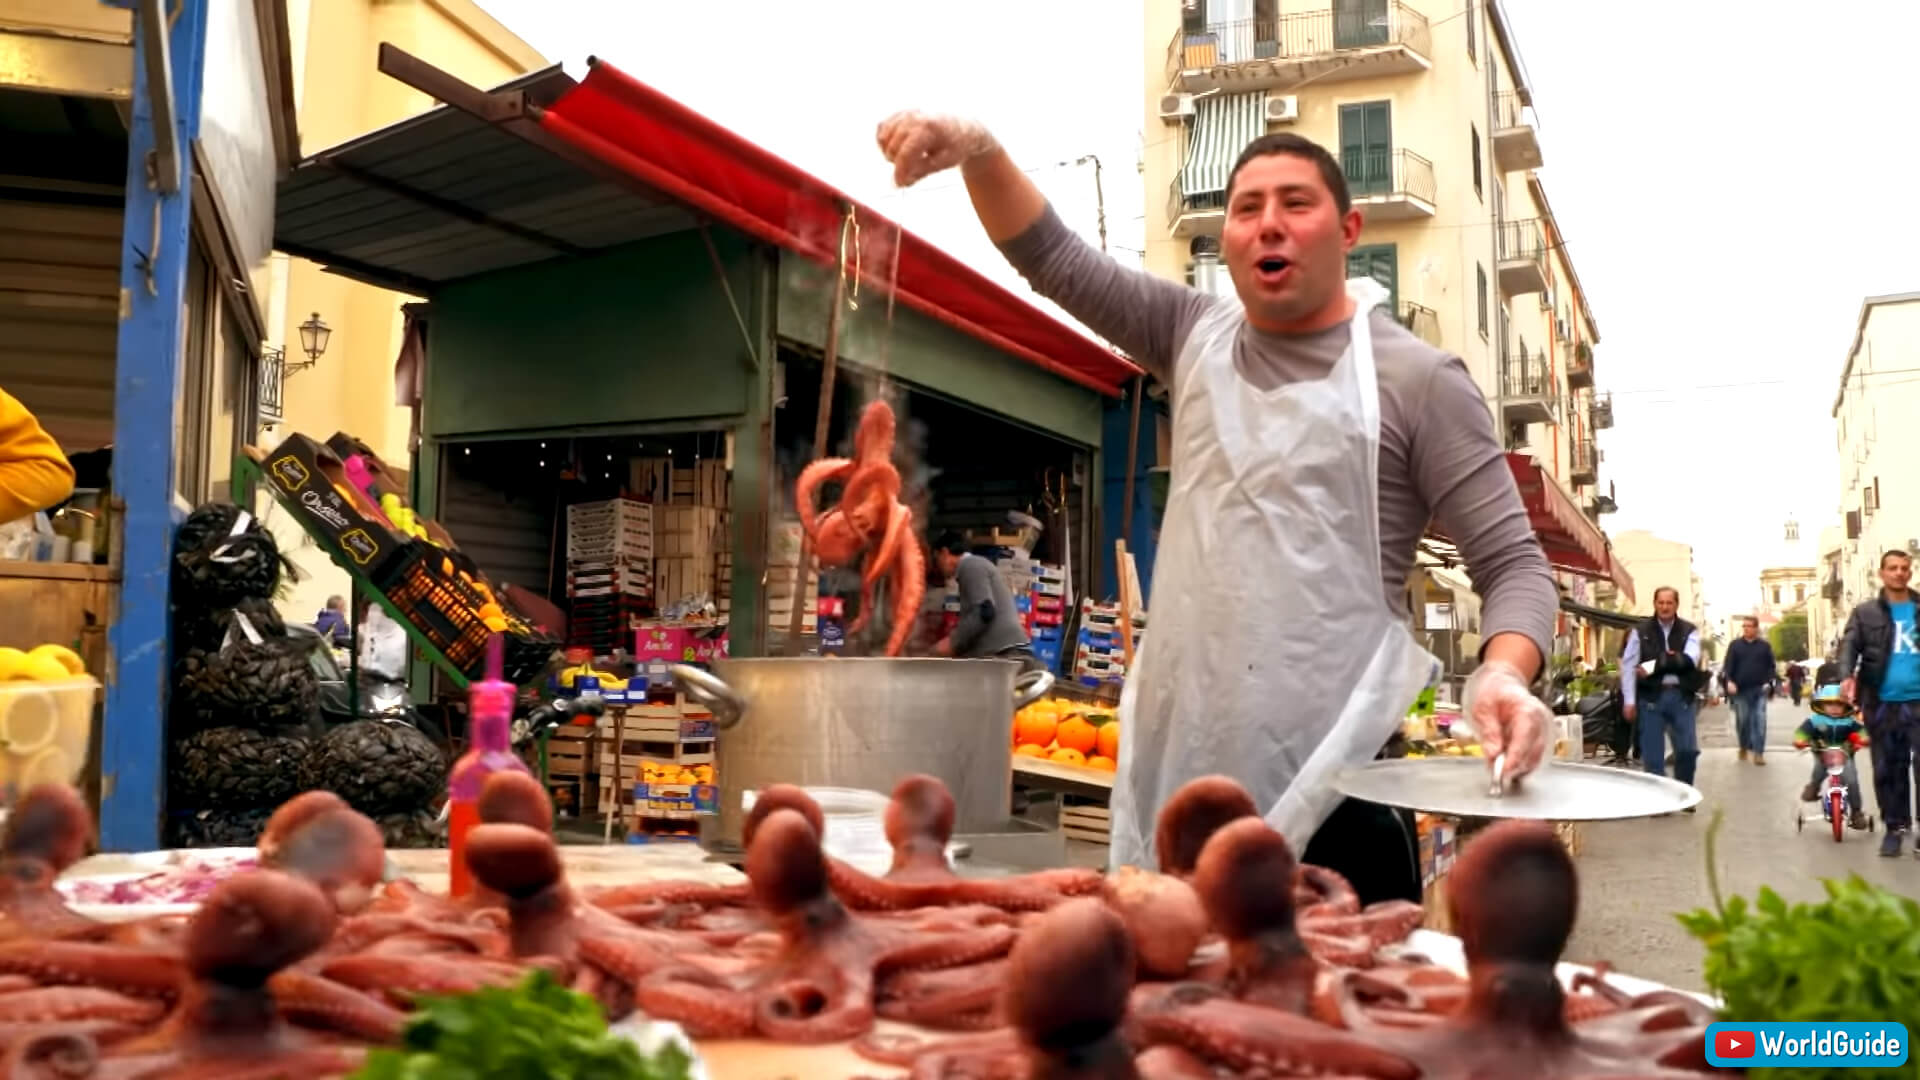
(1167, 172, 1227, 239)
(1497, 218, 1549, 296)
(1570, 434, 1599, 486)
(1565, 339, 1593, 389)
(1590, 390, 1613, 430)
(1492, 91, 1543, 173)
(1587, 491, 1617, 518)
(1165, 3, 1432, 96)
(1500, 348, 1558, 426)
(1342, 148, 1435, 221)
(259, 347, 285, 424)
(1400, 301, 1440, 347)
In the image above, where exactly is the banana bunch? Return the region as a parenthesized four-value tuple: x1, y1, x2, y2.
(640, 760, 714, 786)
(558, 661, 627, 692)
(0, 644, 93, 793)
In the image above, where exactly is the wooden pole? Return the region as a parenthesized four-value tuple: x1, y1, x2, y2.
(786, 203, 856, 652)
(1121, 376, 1144, 555)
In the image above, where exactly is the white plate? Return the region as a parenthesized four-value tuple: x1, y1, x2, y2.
(1393, 930, 1720, 1008)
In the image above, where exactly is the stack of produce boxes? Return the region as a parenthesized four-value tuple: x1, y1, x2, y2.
(565, 499, 654, 655)
(765, 517, 819, 639)
(1074, 599, 1144, 687)
(653, 506, 723, 612)
(997, 552, 1068, 673)
(599, 624, 726, 842)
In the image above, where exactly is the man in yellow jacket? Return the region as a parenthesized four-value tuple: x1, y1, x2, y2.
(0, 388, 76, 524)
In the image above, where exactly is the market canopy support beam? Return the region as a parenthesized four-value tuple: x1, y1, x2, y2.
(102, 0, 211, 852)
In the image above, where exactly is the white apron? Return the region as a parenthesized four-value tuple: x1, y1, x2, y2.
(1108, 277, 1440, 870)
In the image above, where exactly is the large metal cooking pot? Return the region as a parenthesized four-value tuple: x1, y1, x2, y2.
(672, 658, 1054, 855)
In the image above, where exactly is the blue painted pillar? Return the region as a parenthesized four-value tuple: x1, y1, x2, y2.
(101, 0, 210, 851)
(1099, 391, 1160, 606)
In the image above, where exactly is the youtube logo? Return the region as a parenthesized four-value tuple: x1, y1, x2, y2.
(1715, 1030, 1756, 1059)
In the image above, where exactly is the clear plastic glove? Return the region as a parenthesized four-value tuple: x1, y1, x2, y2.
(875, 111, 1000, 188)
(1462, 660, 1551, 787)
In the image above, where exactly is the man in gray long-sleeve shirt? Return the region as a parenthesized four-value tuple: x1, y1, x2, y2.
(929, 531, 1041, 671)
(877, 113, 1557, 896)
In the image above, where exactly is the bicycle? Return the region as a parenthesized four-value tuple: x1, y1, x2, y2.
(1795, 743, 1875, 843)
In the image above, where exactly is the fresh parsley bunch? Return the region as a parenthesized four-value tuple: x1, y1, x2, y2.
(1676, 812, 1920, 1080)
(352, 969, 695, 1080)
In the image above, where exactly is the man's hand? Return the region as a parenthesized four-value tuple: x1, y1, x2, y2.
(931, 637, 955, 658)
(876, 112, 1000, 188)
(1623, 703, 1637, 722)
(1843, 677, 1857, 706)
(1462, 660, 1551, 785)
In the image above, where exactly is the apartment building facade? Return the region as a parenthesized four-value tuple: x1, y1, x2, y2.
(1141, 0, 1623, 662)
(1611, 530, 1705, 629)
(1832, 292, 1920, 616)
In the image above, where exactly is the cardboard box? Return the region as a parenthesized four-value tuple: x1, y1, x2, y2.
(262, 434, 409, 583)
(632, 782, 719, 815)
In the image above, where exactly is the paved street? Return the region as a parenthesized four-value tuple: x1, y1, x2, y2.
(1563, 700, 1919, 993)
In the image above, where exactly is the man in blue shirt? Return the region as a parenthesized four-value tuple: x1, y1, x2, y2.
(1838, 549, 1920, 857)
(1622, 586, 1706, 804)
(1720, 616, 1778, 764)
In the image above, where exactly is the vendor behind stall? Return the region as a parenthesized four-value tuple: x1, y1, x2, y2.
(930, 531, 1041, 673)
(0, 386, 75, 524)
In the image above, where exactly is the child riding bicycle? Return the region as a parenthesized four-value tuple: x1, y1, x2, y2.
(1796, 683, 1870, 830)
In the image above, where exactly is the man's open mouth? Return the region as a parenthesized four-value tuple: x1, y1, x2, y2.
(1254, 257, 1291, 285)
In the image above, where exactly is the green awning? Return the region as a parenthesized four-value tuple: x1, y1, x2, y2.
(1181, 91, 1268, 199)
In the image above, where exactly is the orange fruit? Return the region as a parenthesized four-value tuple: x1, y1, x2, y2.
(1086, 755, 1116, 771)
(1014, 709, 1058, 748)
(1049, 747, 1086, 766)
(1095, 722, 1120, 760)
(1015, 743, 1047, 757)
(1055, 715, 1097, 755)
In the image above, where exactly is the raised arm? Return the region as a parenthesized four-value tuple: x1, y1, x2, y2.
(1412, 358, 1555, 682)
(877, 112, 1211, 382)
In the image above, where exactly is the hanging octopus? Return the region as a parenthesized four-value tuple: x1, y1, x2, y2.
(795, 398, 925, 655)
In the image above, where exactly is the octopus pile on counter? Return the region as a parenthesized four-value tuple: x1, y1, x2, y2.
(0, 773, 1719, 1079)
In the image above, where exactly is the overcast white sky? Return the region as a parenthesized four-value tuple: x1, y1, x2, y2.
(476, 0, 1920, 623)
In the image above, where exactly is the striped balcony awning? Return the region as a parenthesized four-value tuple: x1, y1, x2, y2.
(1181, 90, 1267, 199)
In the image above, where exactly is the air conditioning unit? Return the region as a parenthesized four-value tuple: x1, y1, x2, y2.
(1265, 95, 1300, 123)
(1908, 538, 1919, 554)
(1158, 93, 1195, 121)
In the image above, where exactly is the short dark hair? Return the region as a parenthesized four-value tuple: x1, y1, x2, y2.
(1653, 586, 1679, 604)
(933, 530, 968, 556)
(1225, 133, 1352, 214)
(1742, 616, 1759, 628)
(1882, 549, 1912, 568)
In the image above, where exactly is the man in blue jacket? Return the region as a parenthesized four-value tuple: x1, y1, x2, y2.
(1720, 615, 1777, 765)
(1838, 549, 1920, 857)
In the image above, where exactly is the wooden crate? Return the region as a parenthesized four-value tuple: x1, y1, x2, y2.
(1060, 802, 1111, 845)
(545, 729, 593, 779)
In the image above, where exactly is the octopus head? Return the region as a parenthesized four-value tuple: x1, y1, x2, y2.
(1003, 897, 1135, 1054)
(1192, 816, 1297, 941)
(2, 784, 93, 876)
(744, 808, 829, 916)
(264, 803, 387, 914)
(257, 791, 350, 864)
(1449, 820, 1576, 969)
(185, 870, 336, 986)
(883, 774, 955, 850)
(1153, 775, 1258, 878)
(742, 785, 825, 849)
(478, 771, 555, 830)
(464, 824, 563, 901)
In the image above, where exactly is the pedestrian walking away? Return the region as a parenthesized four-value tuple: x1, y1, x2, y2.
(1720, 615, 1776, 764)
(1787, 662, 1806, 707)
(1621, 587, 1705, 802)
(874, 111, 1559, 901)
(1838, 548, 1920, 857)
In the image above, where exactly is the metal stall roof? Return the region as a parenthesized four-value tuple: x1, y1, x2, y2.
(272, 51, 1142, 397)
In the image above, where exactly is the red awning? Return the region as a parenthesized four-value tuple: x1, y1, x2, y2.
(1605, 551, 1636, 606)
(1503, 452, 1630, 594)
(535, 60, 1143, 397)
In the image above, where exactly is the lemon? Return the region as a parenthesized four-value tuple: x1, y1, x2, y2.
(26, 645, 86, 679)
(1465, 744, 1485, 757)
(0, 685, 58, 756)
(16, 743, 72, 788)
(14, 654, 69, 684)
(0, 648, 25, 682)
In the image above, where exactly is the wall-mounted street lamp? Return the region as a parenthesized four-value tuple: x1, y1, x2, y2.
(288, 312, 331, 374)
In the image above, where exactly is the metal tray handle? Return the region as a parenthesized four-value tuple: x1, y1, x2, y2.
(1013, 669, 1055, 709)
(672, 664, 747, 730)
